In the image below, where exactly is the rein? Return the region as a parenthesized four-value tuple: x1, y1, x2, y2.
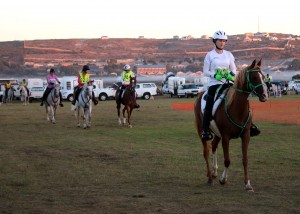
(223, 68, 262, 138)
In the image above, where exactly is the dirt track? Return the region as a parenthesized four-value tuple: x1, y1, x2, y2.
(172, 99, 300, 125)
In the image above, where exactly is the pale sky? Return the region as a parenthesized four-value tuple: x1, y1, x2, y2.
(0, 0, 299, 42)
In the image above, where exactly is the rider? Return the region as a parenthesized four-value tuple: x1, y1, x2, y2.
(264, 74, 271, 93)
(72, 65, 98, 106)
(20, 79, 30, 96)
(4, 81, 12, 101)
(119, 64, 140, 108)
(201, 30, 260, 141)
(40, 68, 64, 107)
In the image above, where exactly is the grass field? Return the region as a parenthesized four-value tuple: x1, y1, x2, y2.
(0, 95, 299, 213)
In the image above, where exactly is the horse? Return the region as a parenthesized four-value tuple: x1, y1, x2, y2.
(4, 87, 16, 104)
(194, 59, 268, 192)
(19, 85, 29, 105)
(44, 84, 60, 124)
(115, 76, 137, 128)
(73, 81, 94, 129)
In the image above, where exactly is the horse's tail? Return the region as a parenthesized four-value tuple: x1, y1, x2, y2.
(194, 92, 204, 139)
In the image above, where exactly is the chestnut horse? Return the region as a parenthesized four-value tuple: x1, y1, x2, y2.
(194, 59, 268, 191)
(115, 76, 137, 128)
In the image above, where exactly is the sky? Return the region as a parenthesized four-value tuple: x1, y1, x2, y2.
(0, 0, 299, 42)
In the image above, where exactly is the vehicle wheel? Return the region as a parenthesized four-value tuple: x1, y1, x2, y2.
(67, 94, 74, 102)
(99, 93, 108, 101)
(143, 93, 151, 100)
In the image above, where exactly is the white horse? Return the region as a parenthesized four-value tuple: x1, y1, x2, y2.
(20, 85, 29, 105)
(73, 82, 94, 129)
(44, 84, 60, 124)
(3, 87, 15, 104)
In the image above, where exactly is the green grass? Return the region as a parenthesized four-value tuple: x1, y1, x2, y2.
(0, 96, 299, 213)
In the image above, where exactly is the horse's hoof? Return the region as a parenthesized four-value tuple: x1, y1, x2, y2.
(219, 178, 227, 185)
(77, 124, 80, 128)
(244, 180, 254, 192)
(207, 179, 213, 186)
(128, 125, 132, 128)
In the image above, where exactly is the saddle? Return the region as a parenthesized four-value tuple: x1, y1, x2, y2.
(201, 84, 230, 138)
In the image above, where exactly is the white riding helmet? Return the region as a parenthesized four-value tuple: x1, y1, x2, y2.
(212, 30, 228, 40)
(123, 64, 131, 71)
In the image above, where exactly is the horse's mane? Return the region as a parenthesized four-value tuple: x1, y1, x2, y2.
(227, 66, 248, 105)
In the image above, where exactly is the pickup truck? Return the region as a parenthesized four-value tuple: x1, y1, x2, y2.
(177, 83, 199, 98)
(96, 86, 116, 101)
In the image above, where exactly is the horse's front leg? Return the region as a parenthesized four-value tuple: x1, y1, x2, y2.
(125, 106, 132, 128)
(117, 106, 122, 125)
(51, 106, 56, 124)
(219, 138, 230, 185)
(76, 108, 80, 127)
(241, 134, 253, 192)
(122, 107, 127, 125)
(211, 136, 221, 178)
(87, 106, 92, 128)
(201, 139, 213, 185)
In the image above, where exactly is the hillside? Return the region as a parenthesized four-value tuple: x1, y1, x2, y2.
(0, 33, 299, 76)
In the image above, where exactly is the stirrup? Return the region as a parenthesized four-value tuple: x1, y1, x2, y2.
(201, 130, 213, 141)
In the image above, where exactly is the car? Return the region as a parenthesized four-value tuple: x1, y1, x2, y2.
(177, 83, 199, 98)
(135, 83, 157, 100)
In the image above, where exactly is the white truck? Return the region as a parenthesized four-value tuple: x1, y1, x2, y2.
(27, 78, 45, 102)
(135, 83, 157, 100)
(167, 76, 186, 97)
(60, 76, 115, 101)
(177, 83, 200, 98)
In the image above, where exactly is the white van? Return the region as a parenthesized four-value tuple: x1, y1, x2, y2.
(60, 76, 78, 101)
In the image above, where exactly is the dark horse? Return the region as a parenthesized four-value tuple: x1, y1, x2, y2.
(194, 59, 268, 191)
(116, 76, 137, 128)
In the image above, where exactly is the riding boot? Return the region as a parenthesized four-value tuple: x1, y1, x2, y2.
(92, 92, 98, 105)
(250, 123, 261, 137)
(59, 92, 64, 107)
(201, 109, 213, 141)
(134, 103, 140, 108)
(72, 88, 79, 105)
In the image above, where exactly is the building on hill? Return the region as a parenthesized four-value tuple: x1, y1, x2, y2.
(136, 64, 166, 75)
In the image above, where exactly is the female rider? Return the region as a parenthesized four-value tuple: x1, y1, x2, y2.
(201, 30, 260, 141)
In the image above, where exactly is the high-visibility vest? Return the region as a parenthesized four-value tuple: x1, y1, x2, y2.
(79, 72, 90, 84)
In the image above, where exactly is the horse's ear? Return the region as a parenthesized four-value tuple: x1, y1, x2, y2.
(257, 58, 262, 67)
(250, 59, 256, 68)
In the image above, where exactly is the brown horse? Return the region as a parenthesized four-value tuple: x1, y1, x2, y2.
(194, 59, 268, 191)
(116, 76, 137, 128)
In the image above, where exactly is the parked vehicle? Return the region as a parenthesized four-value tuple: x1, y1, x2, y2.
(60, 76, 115, 101)
(295, 83, 300, 94)
(288, 80, 300, 91)
(135, 83, 157, 100)
(60, 76, 79, 102)
(167, 76, 186, 97)
(177, 83, 199, 98)
(29, 86, 45, 102)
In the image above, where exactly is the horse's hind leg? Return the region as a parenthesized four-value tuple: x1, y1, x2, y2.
(211, 136, 221, 178)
